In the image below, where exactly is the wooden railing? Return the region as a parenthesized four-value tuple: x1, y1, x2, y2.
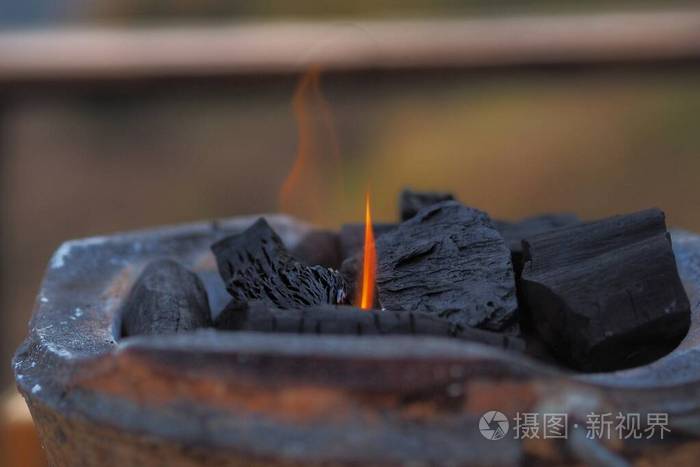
(0, 9, 699, 84)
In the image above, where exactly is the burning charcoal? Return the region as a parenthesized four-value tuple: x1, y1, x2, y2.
(520, 208, 691, 372)
(493, 213, 579, 273)
(400, 189, 454, 221)
(339, 223, 396, 260)
(121, 259, 211, 337)
(375, 201, 518, 332)
(216, 300, 524, 351)
(290, 229, 342, 269)
(212, 218, 350, 309)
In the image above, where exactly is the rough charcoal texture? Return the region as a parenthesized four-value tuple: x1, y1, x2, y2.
(216, 300, 524, 351)
(494, 214, 581, 341)
(121, 259, 211, 337)
(375, 200, 518, 332)
(400, 189, 455, 221)
(520, 208, 691, 372)
(212, 218, 350, 309)
(493, 213, 579, 272)
(339, 223, 396, 261)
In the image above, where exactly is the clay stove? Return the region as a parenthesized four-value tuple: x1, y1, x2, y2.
(12, 212, 700, 466)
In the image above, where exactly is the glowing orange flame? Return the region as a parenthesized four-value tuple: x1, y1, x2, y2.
(278, 65, 342, 225)
(358, 191, 377, 310)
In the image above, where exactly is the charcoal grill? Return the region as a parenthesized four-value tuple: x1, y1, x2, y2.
(13, 215, 700, 466)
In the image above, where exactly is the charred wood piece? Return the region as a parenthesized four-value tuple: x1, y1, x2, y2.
(216, 300, 525, 351)
(375, 200, 518, 332)
(212, 218, 350, 309)
(493, 213, 579, 274)
(520, 208, 691, 372)
(494, 214, 580, 341)
(400, 189, 455, 221)
(121, 259, 211, 337)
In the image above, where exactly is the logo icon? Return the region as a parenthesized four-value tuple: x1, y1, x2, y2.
(479, 411, 509, 440)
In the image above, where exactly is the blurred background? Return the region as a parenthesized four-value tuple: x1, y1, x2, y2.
(2, 1, 700, 465)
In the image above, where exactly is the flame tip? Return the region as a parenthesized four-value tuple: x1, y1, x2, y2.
(358, 192, 377, 310)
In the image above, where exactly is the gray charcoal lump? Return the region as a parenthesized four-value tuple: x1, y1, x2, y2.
(375, 200, 518, 332)
(520, 208, 690, 372)
(121, 259, 212, 337)
(216, 300, 524, 351)
(400, 189, 455, 221)
(398, 188, 578, 264)
(212, 218, 350, 309)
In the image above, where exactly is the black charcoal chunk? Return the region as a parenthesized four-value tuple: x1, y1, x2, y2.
(400, 189, 455, 221)
(291, 229, 342, 269)
(339, 223, 396, 261)
(493, 214, 579, 272)
(212, 218, 350, 309)
(520, 208, 691, 372)
(216, 300, 524, 351)
(375, 200, 518, 332)
(121, 259, 211, 337)
(494, 214, 581, 341)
